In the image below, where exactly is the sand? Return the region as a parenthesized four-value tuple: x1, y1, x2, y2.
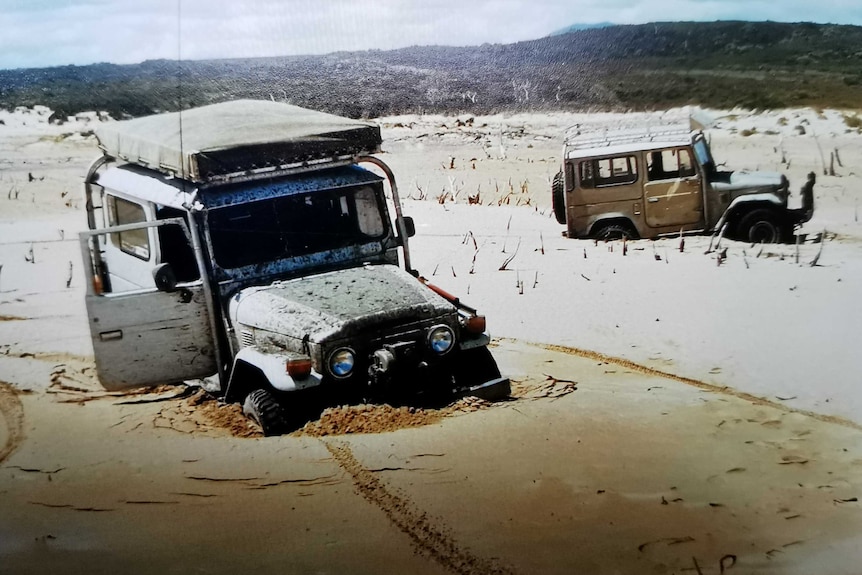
(1, 105, 861, 574)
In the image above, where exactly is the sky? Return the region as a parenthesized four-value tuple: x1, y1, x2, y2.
(1, 0, 861, 70)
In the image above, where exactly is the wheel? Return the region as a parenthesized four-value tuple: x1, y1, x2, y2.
(594, 223, 637, 241)
(552, 170, 567, 225)
(452, 347, 510, 401)
(738, 209, 783, 244)
(242, 389, 287, 436)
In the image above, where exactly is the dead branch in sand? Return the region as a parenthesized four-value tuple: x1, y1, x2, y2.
(795, 233, 801, 264)
(813, 133, 827, 175)
(412, 181, 427, 201)
(809, 230, 826, 266)
(714, 223, 728, 251)
(499, 238, 520, 271)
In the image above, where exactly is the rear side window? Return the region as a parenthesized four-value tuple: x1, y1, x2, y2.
(106, 195, 150, 260)
(579, 155, 638, 188)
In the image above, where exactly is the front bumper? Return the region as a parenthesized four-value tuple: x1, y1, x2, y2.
(457, 376, 511, 401)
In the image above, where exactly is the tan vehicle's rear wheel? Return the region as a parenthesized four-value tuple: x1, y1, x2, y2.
(594, 223, 637, 241)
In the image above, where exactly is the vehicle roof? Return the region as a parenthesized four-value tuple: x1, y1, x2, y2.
(95, 100, 381, 184)
(96, 163, 384, 211)
(563, 123, 698, 160)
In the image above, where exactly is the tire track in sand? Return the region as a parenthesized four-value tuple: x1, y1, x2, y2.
(324, 440, 514, 575)
(513, 339, 862, 432)
(0, 381, 26, 464)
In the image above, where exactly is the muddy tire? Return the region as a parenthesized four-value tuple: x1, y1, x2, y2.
(739, 209, 783, 244)
(594, 223, 637, 241)
(552, 170, 567, 225)
(243, 389, 287, 436)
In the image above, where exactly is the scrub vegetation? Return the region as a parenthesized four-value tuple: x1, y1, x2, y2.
(1, 21, 861, 119)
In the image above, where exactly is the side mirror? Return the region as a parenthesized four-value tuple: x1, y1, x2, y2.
(152, 263, 177, 292)
(400, 216, 416, 238)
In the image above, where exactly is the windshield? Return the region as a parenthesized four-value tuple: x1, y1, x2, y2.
(207, 185, 387, 269)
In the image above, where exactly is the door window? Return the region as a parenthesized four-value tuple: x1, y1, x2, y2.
(647, 148, 696, 181)
(106, 195, 150, 260)
(156, 207, 200, 282)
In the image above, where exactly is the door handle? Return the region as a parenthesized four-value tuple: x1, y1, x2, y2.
(99, 330, 123, 342)
(647, 197, 660, 203)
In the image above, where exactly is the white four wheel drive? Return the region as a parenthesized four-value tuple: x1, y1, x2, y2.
(80, 100, 509, 435)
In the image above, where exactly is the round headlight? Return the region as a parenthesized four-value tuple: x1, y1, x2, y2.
(428, 325, 455, 355)
(328, 348, 355, 378)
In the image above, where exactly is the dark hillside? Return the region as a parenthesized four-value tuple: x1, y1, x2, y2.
(1, 21, 860, 119)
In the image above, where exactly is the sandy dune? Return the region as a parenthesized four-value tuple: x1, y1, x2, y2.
(1, 106, 861, 574)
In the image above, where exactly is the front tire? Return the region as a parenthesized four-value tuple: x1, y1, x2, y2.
(243, 389, 287, 436)
(739, 209, 783, 244)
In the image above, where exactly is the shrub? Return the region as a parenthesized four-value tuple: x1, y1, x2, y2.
(843, 114, 862, 129)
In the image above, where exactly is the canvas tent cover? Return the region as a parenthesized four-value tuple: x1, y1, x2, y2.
(95, 100, 382, 184)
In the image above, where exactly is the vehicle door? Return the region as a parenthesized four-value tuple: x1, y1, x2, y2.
(79, 218, 217, 391)
(643, 147, 704, 229)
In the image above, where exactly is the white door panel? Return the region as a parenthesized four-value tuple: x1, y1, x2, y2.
(80, 220, 217, 391)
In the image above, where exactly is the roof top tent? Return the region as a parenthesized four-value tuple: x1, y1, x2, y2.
(93, 99, 383, 185)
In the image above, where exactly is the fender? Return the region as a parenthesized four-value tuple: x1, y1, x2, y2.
(714, 193, 785, 231)
(460, 332, 491, 351)
(227, 345, 323, 398)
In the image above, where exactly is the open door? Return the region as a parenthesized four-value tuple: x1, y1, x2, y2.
(79, 219, 217, 391)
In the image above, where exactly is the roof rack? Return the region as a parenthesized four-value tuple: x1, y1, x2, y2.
(564, 121, 694, 152)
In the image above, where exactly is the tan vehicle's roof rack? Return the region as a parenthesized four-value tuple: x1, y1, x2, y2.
(564, 120, 694, 156)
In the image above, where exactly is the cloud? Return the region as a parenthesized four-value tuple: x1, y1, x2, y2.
(1, 0, 860, 70)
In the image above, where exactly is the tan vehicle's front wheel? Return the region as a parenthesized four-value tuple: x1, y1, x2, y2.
(739, 209, 783, 244)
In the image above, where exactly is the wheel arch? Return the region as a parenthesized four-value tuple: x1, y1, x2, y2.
(225, 345, 324, 403)
(225, 357, 268, 403)
(715, 195, 786, 232)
